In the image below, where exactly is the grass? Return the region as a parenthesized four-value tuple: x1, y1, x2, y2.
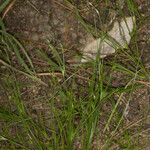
(0, 0, 150, 150)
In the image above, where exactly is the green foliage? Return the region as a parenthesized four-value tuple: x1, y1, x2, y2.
(0, 0, 149, 150)
(0, 0, 11, 14)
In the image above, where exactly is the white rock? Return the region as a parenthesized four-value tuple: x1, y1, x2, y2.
(81, 16, 135, 63)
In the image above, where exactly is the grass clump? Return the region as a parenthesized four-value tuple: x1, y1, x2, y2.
(0, 0, 150, 150)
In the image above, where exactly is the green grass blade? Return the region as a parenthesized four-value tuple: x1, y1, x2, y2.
(0, 0, 11, 13)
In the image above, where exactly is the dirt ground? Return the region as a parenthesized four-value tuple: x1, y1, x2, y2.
(0, 0, 150, 149)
